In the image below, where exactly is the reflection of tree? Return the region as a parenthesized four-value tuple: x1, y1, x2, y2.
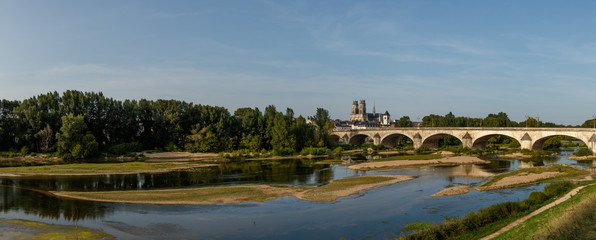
(0, 186, 111, 221)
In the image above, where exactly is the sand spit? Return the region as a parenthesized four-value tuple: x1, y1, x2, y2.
(431, 185, 471, 197)
(477, 172, 563, 191)
(53, 175, 414, 204)
(348, 156, 489, 170)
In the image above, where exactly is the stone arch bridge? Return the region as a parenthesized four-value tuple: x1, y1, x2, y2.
(331, 127, 596, 152)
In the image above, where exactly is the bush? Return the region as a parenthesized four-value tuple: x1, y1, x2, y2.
(20, 146, 30, 156)
(299, 147, 329, 156)
(165, 142, 178, 152)
(334, 147, 343, 155)
(415, 146, 431, 154)
(544, 181, 574, 198)
(574, 148, 593, 157)
(528, 191, 548, 203)
(107, 142, 143, 156)
(273, 147, 295, 156)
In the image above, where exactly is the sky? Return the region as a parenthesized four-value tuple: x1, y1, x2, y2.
(2, 1, 596, 125)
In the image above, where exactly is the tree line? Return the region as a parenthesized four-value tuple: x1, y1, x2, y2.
(0, 90, 333, 159)
(394, 112, 573, 128)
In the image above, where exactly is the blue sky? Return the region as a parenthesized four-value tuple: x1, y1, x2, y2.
(2, 1, 596, 125)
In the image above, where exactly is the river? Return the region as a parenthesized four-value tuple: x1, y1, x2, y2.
(0, 149, 591, 239)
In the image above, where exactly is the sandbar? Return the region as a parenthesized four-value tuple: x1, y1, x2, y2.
(431, 185, 471, 197)
(52, 175, 414, 204)
(348, 156, 489, 170)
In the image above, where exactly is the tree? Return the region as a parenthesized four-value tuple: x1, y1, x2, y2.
(396, 116, 412, 127)
(56, 114, 98, 160)
(313, 108, 332, 147)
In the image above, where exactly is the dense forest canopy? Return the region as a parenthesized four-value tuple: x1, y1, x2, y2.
(0, 91, 332, 159)
(415, 112, 572, 128)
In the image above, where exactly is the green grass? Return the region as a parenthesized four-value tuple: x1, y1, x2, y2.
(373, 154, 443, 162)
(0, 162, 212, 175)
(403, 221, 436, 231)
(495, 183, 596, 240)
(0, 219, 114, 240)
(479, 165, 589, 190)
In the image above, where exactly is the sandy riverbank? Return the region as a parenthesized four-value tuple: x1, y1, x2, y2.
(52, 175, 414, 204)
(0, 162, 216, 176)
(347, 156, 489, 170)
(476, 165, 589, 191)
(498, 152, 533, 159)
(431, 185, 471, 197)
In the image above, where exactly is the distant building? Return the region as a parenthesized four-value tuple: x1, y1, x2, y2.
(349, 100, 391, 126)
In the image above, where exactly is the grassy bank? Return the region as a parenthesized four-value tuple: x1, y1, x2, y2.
(53, 175, 413, 204)
(399, 181, 577, 240)
(494, 183, 596, 240)
(478, 165, 589, 191)
(0, 219, 114, 240)
(0, 162, 215, 176)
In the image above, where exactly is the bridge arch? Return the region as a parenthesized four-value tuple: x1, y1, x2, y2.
(531, 134, 588, 150)
(380, 134, 414, 148)
(472, 133, 521, 149)
(422, 133, 463, 148)
(329, 134, 341, 145)
(349, 133, 373, 146)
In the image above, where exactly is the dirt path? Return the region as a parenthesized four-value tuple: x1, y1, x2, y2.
(480, 184, 591, 240)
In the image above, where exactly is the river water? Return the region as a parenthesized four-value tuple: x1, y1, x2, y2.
(0, 150, 591, 239)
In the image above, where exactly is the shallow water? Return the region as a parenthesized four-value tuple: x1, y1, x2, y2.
(0, 150, 588, 239)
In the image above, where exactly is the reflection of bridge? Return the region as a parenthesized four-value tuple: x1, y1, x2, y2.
(331, 127, 596, 152)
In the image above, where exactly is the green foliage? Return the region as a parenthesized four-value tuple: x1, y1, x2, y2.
(107, 142, 143, 156)
(272, 147, 295, 156)
(543, 136, 562, 150)
(333, 146, 343, 155)
(543, 181, 574, 198)
(574, 148, 593, 156)
(395, 116, 412, 127)
(56, 114, 98, 160)
(401, 181, 578, 240)
(415, 146, 432, 154)
(0, 90, 335, 156)
(300, 147, 330, 156)
(20, 146, 30, 156)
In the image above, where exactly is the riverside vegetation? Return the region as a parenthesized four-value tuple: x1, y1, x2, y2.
(400, 181, 579, 239)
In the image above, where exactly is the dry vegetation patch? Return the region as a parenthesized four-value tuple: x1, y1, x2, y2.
(53, 175, 414, 204)
(297, 175, 414, 201)
(348, 156, 488, 170)
(477, 165, 589, 191)
(0, 162, 215, 176)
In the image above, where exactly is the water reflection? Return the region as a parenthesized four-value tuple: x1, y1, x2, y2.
(0, 151, 591, 239)
(0, 159, 334, 192)
(0, 186, 110, 221)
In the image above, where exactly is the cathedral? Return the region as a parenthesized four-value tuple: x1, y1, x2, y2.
(349, 100, 391, 126)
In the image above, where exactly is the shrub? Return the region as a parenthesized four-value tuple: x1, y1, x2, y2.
(273, 147, 295, 156)
(20, 146, 30, 156)
(544, 181, 574, 198)
(107, 142, 143, 156)
(334, 147, 343, 155)
(527, 191, 548, 203)
(165, 142, 178, 152)
(415, 146, 431, 154)
(574, 148, 593, 157)
(300, 147, 329, 156)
